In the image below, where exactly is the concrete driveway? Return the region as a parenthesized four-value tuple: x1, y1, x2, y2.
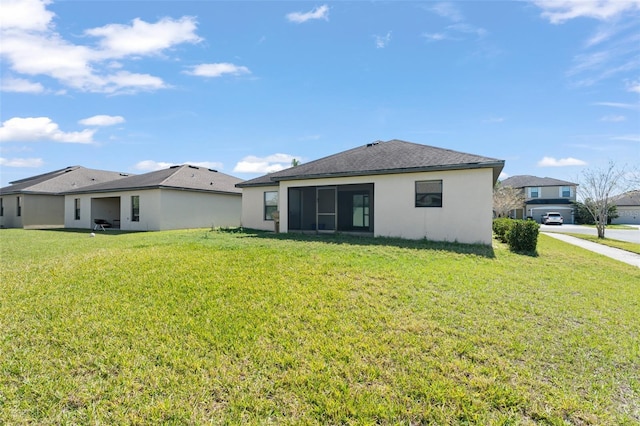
(540, 224, 640, 244)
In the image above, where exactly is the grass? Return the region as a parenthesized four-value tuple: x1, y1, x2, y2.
(581, 224, 637, 230)
(562, 233, 640, 255)
(1, 228, 639, 424)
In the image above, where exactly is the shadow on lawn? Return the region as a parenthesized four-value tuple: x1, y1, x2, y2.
(219, 228, 496, 258)
(40, 228, 145, 236)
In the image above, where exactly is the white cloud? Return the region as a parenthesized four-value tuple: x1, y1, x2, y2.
(79, 115, 125, 126)
(286, 5, 329, 23)
(185, 63, 251, 78)
(85, 17, 202, 59)
(0, 117, 95, 144)
(612, 135, 640, 142)
(537, 156, 588, 167)
(423, 33, 448, 42)
(424, 4, 486, 42)
(600, 114, 626, 122)
(533, 0, 640, 24)
(498, 171, 509, 180)
(233, 153, 297, 174)
(0, 157, 44, 168)
(134, 160, 223, 172)
(374, 31, 392, 49)
(0, 0, 54, 32)
(0, 77, 44, 93)
(430, 2, 463, 22)
(592, 101, 639, 110)
(627, 79, 640, 93)
(0, 1, 201, 94)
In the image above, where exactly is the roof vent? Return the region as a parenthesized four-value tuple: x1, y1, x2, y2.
(188, 165, 199, 169)
(119, 173, 129, 176)
(366, 141, 381, 147)
(208, 169, 218, 173)
(169, 165, 180, 169)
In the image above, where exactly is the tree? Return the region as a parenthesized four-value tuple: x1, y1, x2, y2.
(493, 181, 525, 218)
(577, 161, 634, 238)
(291, 158, 300, 167)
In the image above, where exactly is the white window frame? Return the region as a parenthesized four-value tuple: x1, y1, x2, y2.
(559, 186, 572, 198)
(527, 187, 541, 198)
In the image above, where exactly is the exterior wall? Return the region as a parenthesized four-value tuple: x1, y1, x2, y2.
(65, 189, 241, 231)
(0, 195, 22, 228)
(158, 189, 241, 229)
(22, 194, 64, 229)
(273, 168, 494, 245)
(612, 206, 640, 225)
(65, 190, 162, 231)
(240, 185, 280, 231)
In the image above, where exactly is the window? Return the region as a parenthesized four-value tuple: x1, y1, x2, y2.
(560, 186, 572, 197)
(74, 198, 81, 220)
(0, 198, 3, 217)
(16, 196, 22, 217)
(264, 191, 278, 220)
(528, 187, 540, 198)
(131, 196, 140, 222)
(415, 180, 442, 207)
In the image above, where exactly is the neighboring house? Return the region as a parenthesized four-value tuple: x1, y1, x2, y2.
(0, 166, 130, 229)
(501, 175, 578, 224)
(611, 190, 640, 225)
(237, 139, 504, 245)
(63, 165, 242, 231)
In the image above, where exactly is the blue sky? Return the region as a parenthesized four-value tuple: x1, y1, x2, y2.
(1, 0, 639, 187)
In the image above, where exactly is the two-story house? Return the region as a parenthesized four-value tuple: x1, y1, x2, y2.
(501, 175, 578, 224)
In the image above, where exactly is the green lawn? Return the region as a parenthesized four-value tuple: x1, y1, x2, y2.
(562, 233, 640, 255)
(1, 229, 639, 424)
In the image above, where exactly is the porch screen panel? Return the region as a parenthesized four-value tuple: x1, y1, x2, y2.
(317, 188, 336, 231)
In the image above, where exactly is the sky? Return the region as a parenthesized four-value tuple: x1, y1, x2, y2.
(1, 0, 639, 188)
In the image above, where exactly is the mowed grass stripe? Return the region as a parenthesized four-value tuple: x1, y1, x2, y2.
(1, 229, 638, 424)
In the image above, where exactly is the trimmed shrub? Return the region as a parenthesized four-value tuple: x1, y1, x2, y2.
(506, 219, 539, 252)
(493, 218, 513, 243)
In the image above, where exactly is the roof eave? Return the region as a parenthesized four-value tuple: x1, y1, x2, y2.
(271, 161, 505, 183)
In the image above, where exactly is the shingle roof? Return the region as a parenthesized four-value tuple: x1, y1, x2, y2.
(0, 166, 130, 195)
(65, 165, 242, 195)
(612, 190, 640, 206)
(501, 175, 578, 188)
(237, 139, 504, 187)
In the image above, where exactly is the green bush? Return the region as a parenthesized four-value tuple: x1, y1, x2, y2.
(506, 219, 539, 252)
(492, 218, 513, 243)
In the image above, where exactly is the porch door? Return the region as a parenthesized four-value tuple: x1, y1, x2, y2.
(352, 193, 370, 228)
(317, 187, 336, 231)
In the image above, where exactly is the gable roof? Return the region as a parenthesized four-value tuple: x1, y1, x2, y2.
(501, 175, 578, 188)
(0, 166, 130, 195)
(64, 165, 242, 195)
(237, 139, 504, 187)
(612, 190, 640, 206)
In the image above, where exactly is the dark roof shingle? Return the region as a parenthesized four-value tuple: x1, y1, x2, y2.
(501, 175, 578, 188)
(65, 165, 242, 195)
(0, 166, 130, 195)
(238, 139, 504, 187)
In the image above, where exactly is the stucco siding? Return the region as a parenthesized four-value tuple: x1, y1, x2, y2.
(158, 190, 241, 229)
(273, 168, 494, 245)
(0, 195, 22, 228)
(23, 194, 64, 229)
(240, 186, 279, 231)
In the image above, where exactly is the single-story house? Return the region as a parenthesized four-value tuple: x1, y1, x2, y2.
(611, 190, 640, 225)
(64, 165, 243, 231)
(0, 166, 130, 229)
(500, 175, 578, 223)
(237, 139, 504, 245)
